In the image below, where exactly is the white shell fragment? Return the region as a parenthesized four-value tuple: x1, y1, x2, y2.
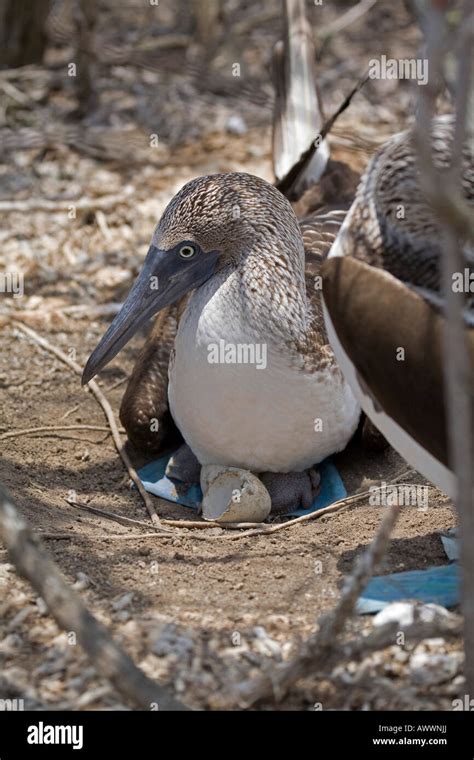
(373, 602, 453, 630)
(200, 465, 271, 523)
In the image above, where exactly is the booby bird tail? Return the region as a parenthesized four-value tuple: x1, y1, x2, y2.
(272, 0, 329, 195)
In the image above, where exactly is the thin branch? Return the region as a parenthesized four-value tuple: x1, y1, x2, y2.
(0, 79, 33, 106)
(337, 614, 461, 665)
(0, 424, 125, 441)
(65, 498, 171, 534)
(67, 468, 413, 541)
(415, 0, 474, 699)
(65, 499, 225, 542)
(1, 304, 124, 321)
(319, 0, 378, 38)
(65, 489, 365, 539)
(276, 72, 369, 197)
(13, 321, 163, 527)
(0, 190, 133, 213)
(233, 8, 279, 36)
(225, 501, 400, 707)
(215, 467, 411, 536)
(61, 405, 79, 420)
(61, 303, 123, 317)
(0, 485, 187, 711)
(39, 531, 177, 541)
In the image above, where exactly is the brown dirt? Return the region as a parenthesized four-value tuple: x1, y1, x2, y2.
(0, 0, 462, 711)
(0, 316, 458, 710)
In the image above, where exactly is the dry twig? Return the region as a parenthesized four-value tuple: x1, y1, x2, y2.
(415, 0, 474, 698)
(276, 72, 369, 197)
(223, 501, 401, 707)
(0, 190, 133, 213)
(0, 485, 187, 710)
(13, 321, 163, 527)
(66, 468, 412, 541)
(0, 424, 125, 441)
(65, 498, 171, 534)
(319, 0, 378, 37)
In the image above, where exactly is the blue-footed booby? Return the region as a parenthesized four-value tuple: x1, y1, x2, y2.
(82, 172, 361, 510)
(322, 115, 474, 499)
(82, 0, 364, 514)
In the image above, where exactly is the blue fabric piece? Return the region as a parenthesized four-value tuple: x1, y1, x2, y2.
(357, 563, 459, 614)
(137, 454, 346, 517)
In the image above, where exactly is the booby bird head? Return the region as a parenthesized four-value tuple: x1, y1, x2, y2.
(82, 172, 302, 385)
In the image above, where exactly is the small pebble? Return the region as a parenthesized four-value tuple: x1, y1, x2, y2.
(73, 572, 90, 591)
(112, 592, 134, 611)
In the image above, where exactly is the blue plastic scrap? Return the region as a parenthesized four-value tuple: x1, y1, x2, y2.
(137, 453, 346, 518)
(357, 563, 459, 614)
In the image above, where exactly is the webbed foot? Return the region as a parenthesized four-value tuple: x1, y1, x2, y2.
(165, 443, 201, 483)
(259, 468, 321, 515)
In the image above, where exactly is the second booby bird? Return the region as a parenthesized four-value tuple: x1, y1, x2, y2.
(322, 114, 473, 499)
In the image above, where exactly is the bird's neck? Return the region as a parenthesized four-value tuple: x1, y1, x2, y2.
(239, 240, 308, 342)
(186, 238, 309, 347)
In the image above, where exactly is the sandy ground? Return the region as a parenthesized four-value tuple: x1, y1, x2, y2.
(0, 0, 463, 711)
(0, 235, 459, 710)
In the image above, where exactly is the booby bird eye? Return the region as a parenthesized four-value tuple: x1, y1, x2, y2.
(179, 244, 196, 259)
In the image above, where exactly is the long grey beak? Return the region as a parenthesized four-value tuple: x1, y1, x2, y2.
(82, 244, 219, 385)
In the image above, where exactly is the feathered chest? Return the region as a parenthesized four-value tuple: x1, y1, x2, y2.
(167, 270, 360, 471)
